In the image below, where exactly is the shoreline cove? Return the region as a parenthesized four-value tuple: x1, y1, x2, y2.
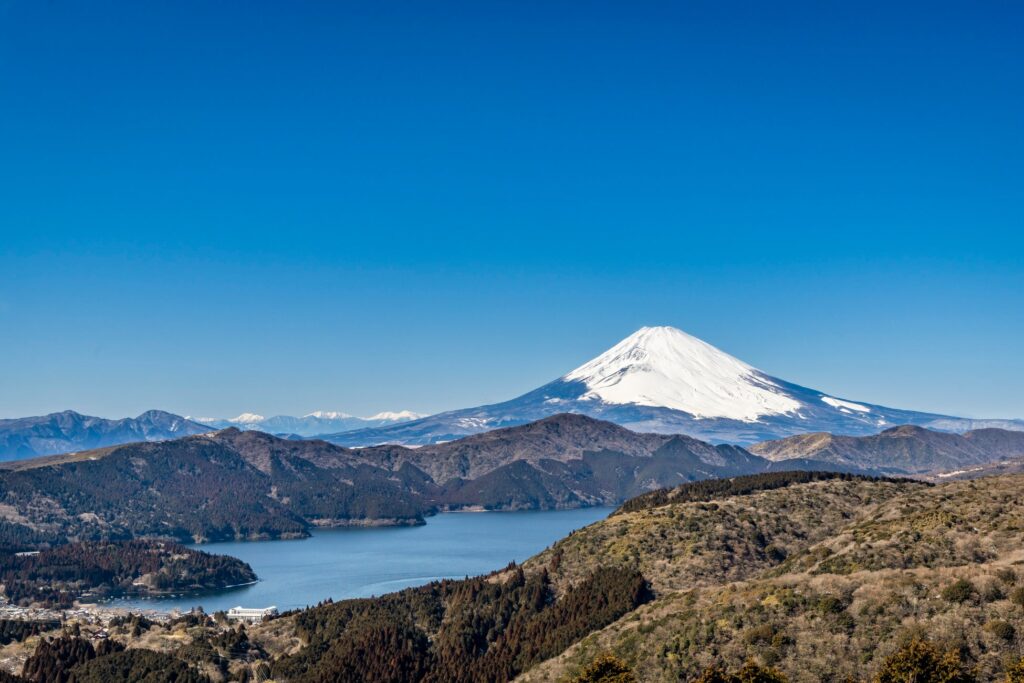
(113, 507, 611, 614)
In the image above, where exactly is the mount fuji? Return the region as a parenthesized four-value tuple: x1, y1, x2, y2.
(322, 326, 1023, 447)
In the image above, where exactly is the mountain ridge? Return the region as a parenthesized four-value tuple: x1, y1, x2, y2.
(750, 424, 1024, 474)
(0, 414, 810, 549)
(0, 410, 211, 461)
(4, 414, 1022, 552)
(514, 472, 1024, 682)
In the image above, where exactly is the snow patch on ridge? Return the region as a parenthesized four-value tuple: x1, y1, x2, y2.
(230, 413, 265, 423)
(563, 326, 801, 422)
(304, 411, 354, 419)
(821, 397, 870, 413)
(367, 410, 425, 421)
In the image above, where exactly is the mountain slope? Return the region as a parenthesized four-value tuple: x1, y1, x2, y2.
(0, 410, 211, 461)
(0, 431, 432, 549)
(750, 425, 1024, 474)
(323, 326, 1022, 446)
(0, 415, 787, 549)
(3, 413, 1019, 553)
(515, 472, 1024, 683)
(45, 470, 1024, 682)
(238, 471, 1024, 682)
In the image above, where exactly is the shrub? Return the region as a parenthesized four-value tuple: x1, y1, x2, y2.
(983, 582, 1007, 602)
(986, 620, 1016, 642)
(1010, 587, 1024, 608)
(996, 567, 1017, 585)
(694, 662, 789, 683)
(694, 667, 734, 683)
(1006, 658, 1024, 683)
(744, 624, 777, 645)
(817, 595, 848, 614)
(873, 638, 975, 683)
(571, 653, 637, 683)
(941, 579, 976, 604)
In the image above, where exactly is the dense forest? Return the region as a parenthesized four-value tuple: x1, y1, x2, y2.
(16, 635, 210, 683)
(272, 562, 651, 682)
(0, 620, 59, 646)
(0, 540, 256, 607)
(0, 435, 431, 549)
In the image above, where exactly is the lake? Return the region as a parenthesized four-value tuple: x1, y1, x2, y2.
(116, 507, 612, 613)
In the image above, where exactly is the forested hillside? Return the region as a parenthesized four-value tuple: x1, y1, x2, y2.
(0, 433, 431, 549)
(0, 540, 256, 607)
(0, 415, 788, 548)
(3, 415, 1022, 552)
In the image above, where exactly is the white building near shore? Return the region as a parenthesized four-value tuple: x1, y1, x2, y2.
(226, 606, 278, 624)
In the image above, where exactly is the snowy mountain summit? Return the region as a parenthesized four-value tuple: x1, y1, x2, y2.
(564, 326, 800, 421)
(323, 325, 1021, 447)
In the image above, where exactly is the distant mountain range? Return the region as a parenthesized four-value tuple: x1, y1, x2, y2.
(0, 408, 426, 460)
(322, 326, 1024, 446)
(4, 326, 1020, 459)
(5, 413, 1023, 551)
(750, 424, 1024, 475)
(0, 410, 211, 460)
(188, 410, 425, 437)
(0, 414, 846, 549)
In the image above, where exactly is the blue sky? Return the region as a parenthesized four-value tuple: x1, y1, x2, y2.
(1, 0, 1022, 420)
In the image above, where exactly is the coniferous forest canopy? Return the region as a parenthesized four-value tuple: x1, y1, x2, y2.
(0, 540, 256, 608)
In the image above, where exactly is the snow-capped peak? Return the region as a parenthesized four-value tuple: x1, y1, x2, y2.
(367, 410, 425, 421)
(229, 413, 265, 424)
(562, 326, 801, 422)
(303, 411, 354, 420)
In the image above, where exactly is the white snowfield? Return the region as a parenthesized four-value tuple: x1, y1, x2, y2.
(196, 410, 423, 425)
(563, 326, 801, 422)
(304, 411, 354, 419)
(820, 396, 871, 413)
(230, 413, 266, 423)
(366, 410, 425, 421)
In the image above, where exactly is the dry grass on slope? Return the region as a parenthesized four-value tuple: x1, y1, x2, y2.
(776, 476, 1024, 576)
(518, 474, 1024, 683)
(519, 563, 1024, 683)
(526, 478, 918, 594)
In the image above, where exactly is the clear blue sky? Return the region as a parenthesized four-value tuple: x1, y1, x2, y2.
(1, 0, 1022, 420)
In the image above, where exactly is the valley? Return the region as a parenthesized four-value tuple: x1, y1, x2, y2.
(113, 507, 611, 614)
(0, 414, 785, 549)
(4, 471, 1023, 681)
(2, 410, 1022, 556)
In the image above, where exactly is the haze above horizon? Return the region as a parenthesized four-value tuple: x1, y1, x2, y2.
(1, 1, 1022, 420)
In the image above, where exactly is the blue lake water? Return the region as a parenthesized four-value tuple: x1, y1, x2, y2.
(116, 507, 611, 613)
